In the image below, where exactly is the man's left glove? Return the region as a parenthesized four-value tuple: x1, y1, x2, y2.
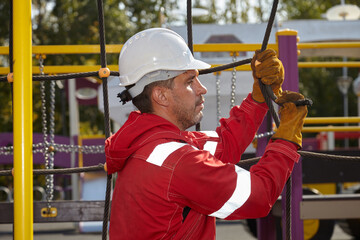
(272, 91, 308, 149)
(251, 49, 284, 103)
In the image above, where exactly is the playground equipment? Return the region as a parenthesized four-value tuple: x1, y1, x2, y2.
(0, 0, 360, 240)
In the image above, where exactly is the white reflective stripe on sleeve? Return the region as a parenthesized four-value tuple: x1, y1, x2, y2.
(200, 131, 219, 155)
(203, 141, 217, 155)
(209, 165, 251, 219)
(146, 142, 188, 167)
(200, 131, 218, 138)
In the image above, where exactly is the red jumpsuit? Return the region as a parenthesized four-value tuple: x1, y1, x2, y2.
(106, 94, 299, 240)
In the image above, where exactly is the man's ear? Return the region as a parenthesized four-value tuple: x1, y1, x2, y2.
(151, 86, 170, 107)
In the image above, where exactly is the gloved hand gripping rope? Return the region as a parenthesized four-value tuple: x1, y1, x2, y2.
(250, 49, 311, 149)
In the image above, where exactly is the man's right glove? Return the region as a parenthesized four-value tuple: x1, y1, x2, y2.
(272, 91, 308, 149)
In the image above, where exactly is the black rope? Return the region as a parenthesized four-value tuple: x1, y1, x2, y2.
(257, 0, 280, 125)
(95, 0, 112, 239)
(184, 0, 198, 218)
(0, 71, 120, 82)
(9, 0, 13, 74)
(257, 0, 290, 237)
(0, 151, 358, 177)
(9, 0, 14, 235)
(285, 176, 291, 240)
(261, 0, 292, 235)
(186, 0, 200, 132)
(186, 0, 194, 55)
(33, 71, 101, 81)
(237, 157, 260, 168)
(298, 151, 360, 161)
(254, 0, 292, 238)
(237, 151, 360, 167)
(9, 0, 14, 129)
(199, 58, 252, 75)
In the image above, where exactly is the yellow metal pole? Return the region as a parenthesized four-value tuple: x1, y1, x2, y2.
(0, 64, 251, 75)
(78, 136, 83, 168)
(13, 0, 33, 239)
(298, 42, 360, 49)
(2, 61, 360, 76)
(302, 126, 360, 132)
(2, 41, 360, 55)
(305, 117, 360, 124)
(298, 62, 360, 68)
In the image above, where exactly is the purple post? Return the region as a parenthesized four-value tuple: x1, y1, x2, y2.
(277, 29, 304, 240)
(256, 114, 276, 240)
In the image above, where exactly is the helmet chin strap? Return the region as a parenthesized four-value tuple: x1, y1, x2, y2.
(117, 86, 133, 105)
(118, 70, 186, 104)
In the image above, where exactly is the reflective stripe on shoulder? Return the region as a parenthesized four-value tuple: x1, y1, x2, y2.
(200, 131, 218, 138)
(209, 165, 251, 219)
(200, 131, 219, 155)
(146, 142, 189, 167)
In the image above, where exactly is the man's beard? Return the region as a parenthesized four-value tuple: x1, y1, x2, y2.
(172, 95, 204, 130)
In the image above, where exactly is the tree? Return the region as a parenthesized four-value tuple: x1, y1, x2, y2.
(279, 0, 359, 20)
(0, 1, 10, 46)
(0, 1, 12, 133)
(0, 0, 180, 136)
(190, 0, 219, 24)
(299, 58, 358, 118)
(221, 0, 251, 23)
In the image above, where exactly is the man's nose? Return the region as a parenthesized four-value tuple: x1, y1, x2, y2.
(195, 78, 207, 95)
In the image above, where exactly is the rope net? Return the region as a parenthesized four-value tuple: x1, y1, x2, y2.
(0, 0, 359, 240)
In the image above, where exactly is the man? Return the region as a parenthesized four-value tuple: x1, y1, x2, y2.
(105, 28, 307, 240)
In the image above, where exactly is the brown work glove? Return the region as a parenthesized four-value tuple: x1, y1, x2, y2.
(251, 49, 284, 103)
(272, 91, 308, 149)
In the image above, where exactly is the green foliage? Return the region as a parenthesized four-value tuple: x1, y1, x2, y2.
(191, 0, 218, 24)
(79, 105, 105, 135)
(0, 1, 10, 46)
(299, 57, 359, 146)
(280, 0, 360, 20)
(32, 81, 69, 135)
(0, 83, 13, 132)
(299, 57, 358, 118)
(220, 0, 252, 23)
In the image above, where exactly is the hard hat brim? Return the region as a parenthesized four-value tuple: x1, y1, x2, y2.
(119, 59, 211, 87)
(180, 59, 211, 71)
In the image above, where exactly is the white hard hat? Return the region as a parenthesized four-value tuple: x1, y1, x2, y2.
(118, 28, 210, 98)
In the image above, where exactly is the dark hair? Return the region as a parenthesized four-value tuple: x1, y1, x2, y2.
(132, 78, 175, 113)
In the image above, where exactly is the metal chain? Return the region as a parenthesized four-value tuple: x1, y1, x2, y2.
(39, 56, 48, 147)
(33, 143, 45, 154)
(0, 143, 104, 155)
(53, 143, 105, 154)
(39, 55, 54, 210)
(215, 72, 221, 126)
(40, 80, 51, 204)
(49, 80, 56, 146)
(39, 55, 44, 76)
(254, 131, 275, 139)
(39, 56, 49, 174)
(46, 77, 56, 210)
(0, 146, 13, 155)
(230, 53, 237, 109)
